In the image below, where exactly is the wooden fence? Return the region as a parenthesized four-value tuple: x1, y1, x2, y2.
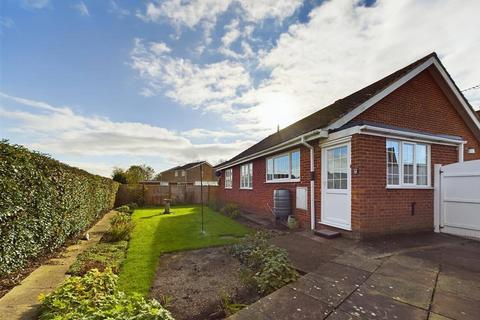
(115, 184, 219, 207)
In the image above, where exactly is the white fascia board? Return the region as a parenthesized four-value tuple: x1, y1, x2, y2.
(361, 125, 466, 146)
(216, 129, 327, 171)
(323, 125, 465, 146)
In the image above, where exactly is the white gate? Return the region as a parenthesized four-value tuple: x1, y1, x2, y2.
(434, 160, 480, 239)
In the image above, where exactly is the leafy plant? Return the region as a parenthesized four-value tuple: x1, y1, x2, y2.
(116, 205, 133, 214)
(68, 241, 128, 276)
(128, 202, 139, 210)
(230, 231, 298, 295)
(103, 213, 135, 242)
(221, 203, 240, 218)
(0, 140, 118, 276)
(220, 292, 247, 316)
(39, 268, 174, 320)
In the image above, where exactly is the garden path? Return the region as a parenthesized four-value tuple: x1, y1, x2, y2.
(0, 210, 116, 320)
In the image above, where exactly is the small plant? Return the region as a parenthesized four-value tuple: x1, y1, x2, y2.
(221, 203, 240, 218)
(68, 241, 128, 276)
(159, 295, 174, 308)
(116, 205, 133, 214)
(220, 292, 247, 316)
(230, 231, 298, 295)
(39, 268, 174, 320)
(103, 213, 135, 242)
(128, 202, 139, 210)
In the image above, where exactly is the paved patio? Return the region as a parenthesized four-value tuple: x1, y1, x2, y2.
(230, 232, 480, 320)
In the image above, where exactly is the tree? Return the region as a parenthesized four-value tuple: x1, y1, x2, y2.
(111, 167, 127, 184)
(153, 172, 162, 181)
(125, 164, 155, 184)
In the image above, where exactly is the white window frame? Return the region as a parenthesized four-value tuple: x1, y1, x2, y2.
(386, 139, 431, 189)
(175, 171, 178, 177)
(265, 149, 301, 183)
(224, 168, 233, 189)
(181, 170, 185, 177)
(240, 163, 253, 190)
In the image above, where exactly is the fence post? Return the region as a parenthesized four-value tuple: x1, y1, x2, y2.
(433, 164, 442, 233)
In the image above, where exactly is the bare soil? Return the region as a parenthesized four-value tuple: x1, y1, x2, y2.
(150, 247, 258, 320)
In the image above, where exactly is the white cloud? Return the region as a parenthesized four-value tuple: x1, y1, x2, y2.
(108, 0, 130, 18)
(238, 0, 303, 22)
(0, 17, 14, 30)
(21, 0, 50, 9)
(74, 1, 90, 16)
(137, 0, 302, 28)
(0, 92, 254, 175)
(130, 38, 251, 107)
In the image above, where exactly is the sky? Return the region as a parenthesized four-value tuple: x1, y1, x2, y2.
(1, 0, 480, 178)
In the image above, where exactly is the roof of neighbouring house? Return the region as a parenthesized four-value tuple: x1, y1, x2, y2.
(216, 52, 479, 169)
(162, 161, 209, 173)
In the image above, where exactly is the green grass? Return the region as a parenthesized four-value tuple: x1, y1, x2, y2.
(117, 205, 251, 296)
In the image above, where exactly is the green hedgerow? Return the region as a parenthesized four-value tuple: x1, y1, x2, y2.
(0, 140, 118, 276)
(39, 268, 174, 320)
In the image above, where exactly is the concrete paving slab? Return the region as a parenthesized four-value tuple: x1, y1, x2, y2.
(436, 272, 480, 301)
(288, 275, 356, 307)
(428, 312, 455, 320)
(310, 262, 370, 287)
(247, 286, 333, 320)
(375, 258, 438, 287)
(332, 252, 383, 273)
(386, 253, 440, 272)
(271, 234, 342, 273)
(339, 289, 428, 319)
(362, 273, 434, 309)
(432, 290, 480, 320)
(325, 310, 357, 320)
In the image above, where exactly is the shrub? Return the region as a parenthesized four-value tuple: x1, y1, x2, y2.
(128, 202, 139, 210)
(221, 203, 240, 218)
(68, 241, 128, 276)
(0, 141, 118, 276)
(230, 231, 298, 295)
(103, 213, 135, 242)
(208, 199, 224, 212)
(39, 268, 174, 320)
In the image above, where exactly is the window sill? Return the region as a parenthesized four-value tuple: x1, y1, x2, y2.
(265, 179, 301, 184)
(240, 187, 253, 190)
(386, 186, 433, 190)
(224, 187, 232, 189)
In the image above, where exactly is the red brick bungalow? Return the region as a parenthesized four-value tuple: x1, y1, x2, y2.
(215, 53, 480, 237)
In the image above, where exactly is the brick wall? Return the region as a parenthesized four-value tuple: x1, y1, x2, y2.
(350, 134, 458, 235)
(218, 145, 322, 227)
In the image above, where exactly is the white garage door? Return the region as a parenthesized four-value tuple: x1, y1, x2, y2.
(434, 160, 480, 239)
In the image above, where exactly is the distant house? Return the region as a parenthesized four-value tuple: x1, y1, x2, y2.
(477, 110, 480, 118)
(157, 161, 217, 185)
(215, 52, 480, 237)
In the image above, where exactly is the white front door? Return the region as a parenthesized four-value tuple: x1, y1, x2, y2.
(322, 142, 352, 230)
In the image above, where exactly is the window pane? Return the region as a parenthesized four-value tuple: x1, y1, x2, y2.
(291, 151, 300, 179)
(327, 146, 348, 189)
(267, 159, 273, 181)
(386, 140, 400, 185)
(416, 144, 428, 186)
(273, 155, 289, 179)
(403, 143, 414, 184)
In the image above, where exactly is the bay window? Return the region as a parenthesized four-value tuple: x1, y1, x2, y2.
(224, 168, 232, 189)
(266, 150, 300, 182)
(240, 163, 253, 189)
(386, 139, 430, 187)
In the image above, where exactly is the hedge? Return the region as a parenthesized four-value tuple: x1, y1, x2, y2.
(0, 140, 119, 276)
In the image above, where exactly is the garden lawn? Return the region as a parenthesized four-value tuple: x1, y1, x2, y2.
(117, 205, 250, 296)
